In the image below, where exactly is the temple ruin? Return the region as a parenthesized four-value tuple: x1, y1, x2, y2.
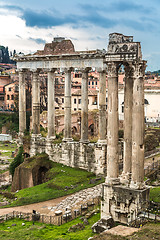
(16, 33, 149, 223)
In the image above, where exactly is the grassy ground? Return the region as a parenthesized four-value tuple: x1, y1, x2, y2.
(150, 187, 160, 203)
(0, 142, 17, 162)
(0, 215, 160, 240)
(1, 160, 104, 207)
(0, 211, 100, 240)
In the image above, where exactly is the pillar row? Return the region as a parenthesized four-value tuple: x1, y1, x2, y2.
(98, 69, 107, 144)
(19, 70, 26, 136)
(47, 70, 56, 139)
(80, 68, 90, 143)
(32, 70, 40, 135)
(106, 62, 119, 184)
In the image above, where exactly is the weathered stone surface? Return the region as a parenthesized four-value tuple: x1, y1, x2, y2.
(11, 153, 52, 192)
(92, 217, 114, 234)
(68, 223, 84, 232)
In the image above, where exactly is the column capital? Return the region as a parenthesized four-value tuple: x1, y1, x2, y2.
(80, 67, 91, 73)
(128, 61, 147, 79)
(47, 68, 57, 73)
(17, 68, 27, 74)
(107, 62, 118, 78)
(97, 68, 106, 74)
(62, 67, 74, 73)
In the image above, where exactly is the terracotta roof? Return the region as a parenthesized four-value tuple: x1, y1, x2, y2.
(72, 89, 97, 96)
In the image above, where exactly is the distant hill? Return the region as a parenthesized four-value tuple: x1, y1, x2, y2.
(150, 70, 160, 75)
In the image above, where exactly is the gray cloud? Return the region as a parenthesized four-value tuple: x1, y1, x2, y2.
(0, 2, 157, 32)
(29, 37, 46, 44)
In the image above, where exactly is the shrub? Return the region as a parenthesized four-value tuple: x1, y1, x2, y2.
(9, 146, 24, 178)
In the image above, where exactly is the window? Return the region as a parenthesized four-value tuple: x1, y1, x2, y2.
(88, 81, 90, 85)
(74, 108, 76, 111)
(11, 95, 14, 100)
(11, 104, 14, 109)
(122, 106, 124, 113)
(88, 99, 89, 104)
(62, 98, 64, 103)
(92, 81, 94, 85)
(78, 99, 81, 104)
(74, 98, 76, 104)
(9, 87, 11, 91)
(15, 85, 18, 92)
(144, 99, 149, 104)
(7, 95, 10, 100)
(0, 97, 4, 100)
(96, 81, 97, 85)
(55, 98, 58, 103)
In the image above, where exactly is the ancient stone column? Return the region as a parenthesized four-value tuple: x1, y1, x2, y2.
(32, 70, 40, 135)
(130, 62, 146, 189)
(98, 69, 107, 144)
(19, 69, 26, 136)
(121, 65, 133, 184)
(63, 68, 73, 141)
(106, 62, 119, 184)
(47, 69, 56, 139)
(80, 68, 90, 143)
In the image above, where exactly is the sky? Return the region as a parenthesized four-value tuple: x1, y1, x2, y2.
(0, 0, 160, 71)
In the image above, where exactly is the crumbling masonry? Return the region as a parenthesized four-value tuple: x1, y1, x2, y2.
(16, 33, 149, 223)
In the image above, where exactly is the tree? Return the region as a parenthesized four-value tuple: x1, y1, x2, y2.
(9, 146, 24, 178)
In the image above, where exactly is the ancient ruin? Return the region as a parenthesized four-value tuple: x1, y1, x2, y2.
(16, 33, 149, 223)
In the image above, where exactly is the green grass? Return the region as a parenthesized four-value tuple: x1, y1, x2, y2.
(0, 211, 100, 240)
(1, 161, 104, 208)
(150, 187, 160, 202)
(0, 142, 17, 162)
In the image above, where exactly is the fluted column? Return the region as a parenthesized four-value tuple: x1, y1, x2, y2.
(98, 69, 107, 144)
(106, 62, 119, 184)
(47, 69, 56, 139)
(32, 70, 40, 135)
(130, 62, 146, 189)
(80, 68, 90, 143)
(121, 65, 133, 184)
(19, 69, 26, 136)
(63, 68, 73, 141)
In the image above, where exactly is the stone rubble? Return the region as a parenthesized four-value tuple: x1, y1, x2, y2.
(48, 184, 102, 215)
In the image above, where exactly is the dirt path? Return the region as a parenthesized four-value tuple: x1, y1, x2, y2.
(0, 195, 70, 216)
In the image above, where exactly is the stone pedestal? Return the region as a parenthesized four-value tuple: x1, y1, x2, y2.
(101, 183, 150, 224)
(30, 134, 42, 156)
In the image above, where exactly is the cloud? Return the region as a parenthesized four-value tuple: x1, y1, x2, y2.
(29, 37, 46, 45)
(0, 4, 23, 14)
(16, 35, 22, 39)
(0, 2, 157, 33)
(109, 1, 152, 13)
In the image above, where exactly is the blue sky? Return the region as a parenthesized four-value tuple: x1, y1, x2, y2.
(0, 0, 160, 71)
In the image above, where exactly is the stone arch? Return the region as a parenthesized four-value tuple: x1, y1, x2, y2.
(37, 166, 48, 184)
